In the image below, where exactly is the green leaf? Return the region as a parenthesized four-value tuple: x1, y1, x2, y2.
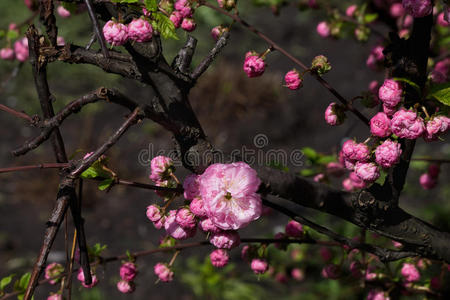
(152, 12, 178, 40)
(301, 147, 318, 161)
(0, 30, 5, 39)
(299, 168, 316, 177)
(6, 30, 18, 41)
(317, 155, 336, 165)
(364, 13, 378, 23)
(144, 0, 158, 12)
(98, 178, 114, 191)
(80, 161, 111, 179)
(428, 82, 450, 106)
(0, 274, 14, 292)
(393, 77, 421, 93)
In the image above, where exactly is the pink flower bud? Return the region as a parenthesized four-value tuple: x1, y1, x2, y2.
(243, 53, 266, 78)
(390, 3, 405, 17)
(369, 81, 379, 94)
(378, 79, 402, 108)
(401, 263, 420, 282)
(402, 0, 432, 18)
(316, 21, 330, 38)
(392, 240, 403, 248)
(209, 230, 240, 249)
(251, 258, 268, 274)
(326, 162, 345, 177)
(366, 46, 384, 71)
(324, 102, 346, 126)
(0, 48, 15, 60)
(77, 268, 99, 288)
(210, 249, 229, 268)
(154, 263, 173, 282)
(424, 115, 450, 141)
(314, 173, 326, 182)
(45, 263, 64, 285)
(375, 139, 402, 168)
(199, 217, 220, 233)
(174, 0, 193, 18)
(150, 156, 174, 182)
(391, 109, 425, 139)
(146, 204, 162, 223)
(431, 58, 450, 83)
(419, 173, 437, 190)
(14, 37, 29, 62)
(128, 18, 153, 42)
(291, 268, 304, 281)
(437, 12, 450, 27)
(165, 210, 196, 239)
(349, 172, 367, 189)
(47, 294, 62, 300)
(211, 25, 228, 41)
(189, 197, 207, 217)
(117, 280, 135, 293)
(367, 290, 389, 300)
(383, 104, 397, 117)
(119, 262, 137, 281)
(217, 0, 236, 11)
(346, 5, 358, 17)
(57, 5, 71, 18)
(342, 178, 354, 191)
(183, 174, 199, 200)
(370, 112, 392, 137)
(321, 264, 340, 279)
(170, 11, 183, 28)
(284, 70, 303, 90)
(176, 208, 196, 229)
(103, 20, 128, 46)
(285, 220, 303, 237)
(342, 140, 370, 162)
(354, 162, 380, 182)
(181, 18, 196, 32)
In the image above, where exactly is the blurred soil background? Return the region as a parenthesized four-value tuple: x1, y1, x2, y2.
(0, 1, 449, 299)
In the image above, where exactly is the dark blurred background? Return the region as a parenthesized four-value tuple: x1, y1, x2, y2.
(0, 1, 449, 299)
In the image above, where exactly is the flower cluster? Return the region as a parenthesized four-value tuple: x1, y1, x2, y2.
(169, 0, 197, 32)
(117, 262, 137, 293)
(103, 17, 153, 46)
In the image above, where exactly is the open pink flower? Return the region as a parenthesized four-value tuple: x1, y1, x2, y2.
(190, 197, 206, 217)
(316, 21, 330, 38)
(284, 70, 303, 90)
(164, 210, 196, 240)
(181, 18, 196, 32)
(370, 112, 392, 137)
(120, 262, 137, 282)
(251, 258, 268, 274)
(77, 268, 99, 288)
(210, 230, 241, 249)
(0, 48, 15, 60)
(45, 263, 64, 285)
(150, 156, 174, 182)
(243, 53, 266, 78)
(424, 115, 450, 141)
(199, 218, 220, 233)
(391, 109, 425, 139)
(401, 263, 420, 282)
(14, 37, 29, 62)
(57, 5, 71, 18)
(103, 20, 128, 46)
(117, 280, 135, 293)
(176, 208, 197, 229)
(402, 0, 432, 18)
(128, 18, 153, 42)
(378, 79, 402, 108)
(199, 162, 261, 230)
(174, 0, 192, 18)
(375, 139, 402, 168)
(342, 140, 370, 162)
(154, 263, 173, 282)
(183, 174, 199, 200)
(210, 249, 229, 268)
(419, 173, 437, 190)
(354, 162, 380, 182)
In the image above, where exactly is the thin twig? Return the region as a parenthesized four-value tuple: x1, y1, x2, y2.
(84, 0, 109, 58)
(0, 103, 34, 123)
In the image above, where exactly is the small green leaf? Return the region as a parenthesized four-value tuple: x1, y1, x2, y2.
(98, 178, 114, 191)
(317, 155, 336, 165)
(144, 0, 158, 12)
(301, 147, 318, 161)
(364, 13, 378, 23)
(393, 77, 421, 93)
(0, 274, 14, 292)
(6, 30, 19, 41)
(299, 168, 316, 177)
(428, 82, 450, 106)
(80, 161, 111, 179)
(152, 12, 178, 40)
(0, 30, 5, 39)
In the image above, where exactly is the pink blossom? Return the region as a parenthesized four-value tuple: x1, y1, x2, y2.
(424, 115, 450, 141)
(117, 280, 135, 293)
(291, 268, 305, 281)
(57, 5, 71, 18)
(316, 21, 330, 38)
(369, 80, 380, 94)
(251, 258, 268, 274)
(174, 0, 192, 18)
(77, 268, 99, 288)
(367, 290, 390, 300)
(241, 245, 250, 262)
(402, 0, 432, 18)
(366, 46, 384, 71)
(217, 0, 236, 10)
(198, 162, 261, 230)
(401, 263, 420, 282)
(199, 218, 221, 233)
(342, 140, 370, 162)
(14, 37, 29, 62)
(47, 294, 62, 300)
(165, 210, 196, 239)
(146, 204, 162, 223)
(128, 18, 153, 42)
(437, 12, 449, 27)
(319, 247, 332, 261)
(154, 263, 173, 282)
(176, 208, 197, 229)
(285, 220, 303, 237)
(390, 3, 405, 17)
(370, 112, 392, 137)
(314, 173, 326, 182)
(103, 20, 128, 46)
(24, 0, 38, 11)
(183, 174, 199, 200)
(428, 164, 440, 178)
(375, 139, 402, 168)
(45, 263, 64, 285)
(324, 102, 346, 126)
(378, 79, 402, 108)
(392, 240, 403, 248)
(209, 230, 241, 249)
(150, 156, 174, 182)
(243, 53, 266, 78)
(346, 5, 358, 17)
(431, 58, 450, 83)
(120, 262, 137, 281)
(383, 104, 397, 117)
(189, 197, 207, 217)
(284, 70, 303, 90)
(181, 18, 196, 32)
(419, 173, 437, 190)
(342, 178, 354, 191)
(402, 15, 414, 28)
(326, 162, 345, 177)
(211, 25, 228, 41)
(0, 48, 15, 60)
(210, 249, 229, 268)
(321, 264, 340, 279)
(57, 36, 65, 46)
(391, 109, 425, 139)
(169, 11, 183, 28)
(355, 162, 380, 182)
(365, 267, 377, 281)
(349, 172, 367, 189)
